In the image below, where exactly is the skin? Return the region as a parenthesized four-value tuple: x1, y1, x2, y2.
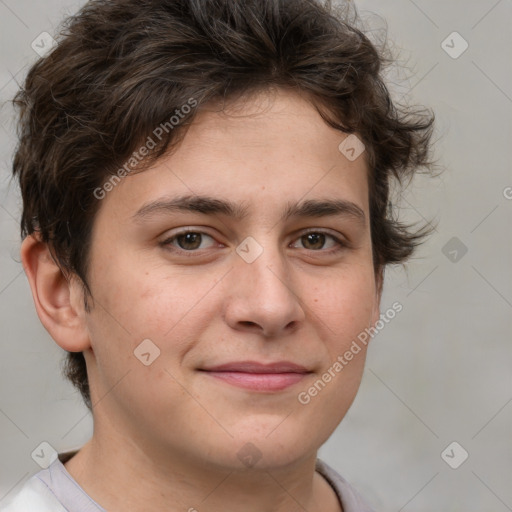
(21, 87, 382, 512)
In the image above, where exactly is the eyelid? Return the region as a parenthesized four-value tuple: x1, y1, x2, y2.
(159, 228, 220, 250)
(289, 228, 348, 251)
(160, 226, 349, 255)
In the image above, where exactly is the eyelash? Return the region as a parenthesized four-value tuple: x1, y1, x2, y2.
(159, 228, 348, 256)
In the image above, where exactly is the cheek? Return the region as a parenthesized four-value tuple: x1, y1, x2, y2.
(83, 264, 198, 416)
(310, 266, 377, 355)
(86, 256, 222, 366)
(299, 272, 375, 436)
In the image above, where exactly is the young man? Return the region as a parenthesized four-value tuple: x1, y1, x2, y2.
(2, 0, 434, 510)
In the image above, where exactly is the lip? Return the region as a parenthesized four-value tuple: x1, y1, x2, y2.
(199, 360, 312, 391)
(202, 361, 310, 373)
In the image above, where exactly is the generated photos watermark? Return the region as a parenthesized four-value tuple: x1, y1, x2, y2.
(93, 97, 198, 200)
(297, 301, 403, 405)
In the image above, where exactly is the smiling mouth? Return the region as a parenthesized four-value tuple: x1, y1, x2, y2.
(198, 360, 312, 391)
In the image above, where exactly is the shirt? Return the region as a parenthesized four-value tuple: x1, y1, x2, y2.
(0, 450, 376, 512)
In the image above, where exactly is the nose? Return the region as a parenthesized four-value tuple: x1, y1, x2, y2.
(222, 238, 306, 338)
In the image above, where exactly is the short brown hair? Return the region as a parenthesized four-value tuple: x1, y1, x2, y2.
(11, 0, 435, 411)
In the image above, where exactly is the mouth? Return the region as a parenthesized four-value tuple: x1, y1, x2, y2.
(198, 361, 312, 392)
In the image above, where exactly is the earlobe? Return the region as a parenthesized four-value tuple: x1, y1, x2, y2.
(20, 233, 91, 352)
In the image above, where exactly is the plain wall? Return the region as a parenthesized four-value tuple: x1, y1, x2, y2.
(0, 1, 510, 510)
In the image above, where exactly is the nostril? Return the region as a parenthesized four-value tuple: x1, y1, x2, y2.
(240, 321, 257, 328)
(285, 320, 297, 330)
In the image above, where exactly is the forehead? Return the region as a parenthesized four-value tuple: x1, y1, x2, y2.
(97, 88, 370, 226)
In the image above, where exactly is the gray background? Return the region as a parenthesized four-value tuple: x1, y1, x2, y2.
(0, 1, 511, 510)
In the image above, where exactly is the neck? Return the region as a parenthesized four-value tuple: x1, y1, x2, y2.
(64, 433, 341, 512)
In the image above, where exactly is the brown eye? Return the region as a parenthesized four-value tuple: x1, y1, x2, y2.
(301, 232, 326, 250)
(293, 231, 345, 252)
(161, 230, 216, 252)
(176, 232, 203, 250)
(294, 231, 348, 254)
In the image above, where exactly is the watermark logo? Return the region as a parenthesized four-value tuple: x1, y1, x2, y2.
(237, 442, 262, 468)
(236, 236, 264, 263)
(31, 32, 57, 58)
(31, 441, 58, 469)
(338, 134, 365, 161)
(441, 32, 469, 59)
(441, 441, 469, 469)
(134, 338, 161, 366)
(442, 236, 468, 263)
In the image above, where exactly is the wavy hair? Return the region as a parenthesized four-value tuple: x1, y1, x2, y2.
(12, 0, 435, 411)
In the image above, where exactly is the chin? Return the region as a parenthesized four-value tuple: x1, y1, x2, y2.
(215, 421, 320, 471)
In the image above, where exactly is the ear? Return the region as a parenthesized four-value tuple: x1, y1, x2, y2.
(20, 233, 91, 352)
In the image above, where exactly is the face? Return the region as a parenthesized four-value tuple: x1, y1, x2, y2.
(79, 88, 381, 470)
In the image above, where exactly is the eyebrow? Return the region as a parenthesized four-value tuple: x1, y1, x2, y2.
(132, 194, 366, 225)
